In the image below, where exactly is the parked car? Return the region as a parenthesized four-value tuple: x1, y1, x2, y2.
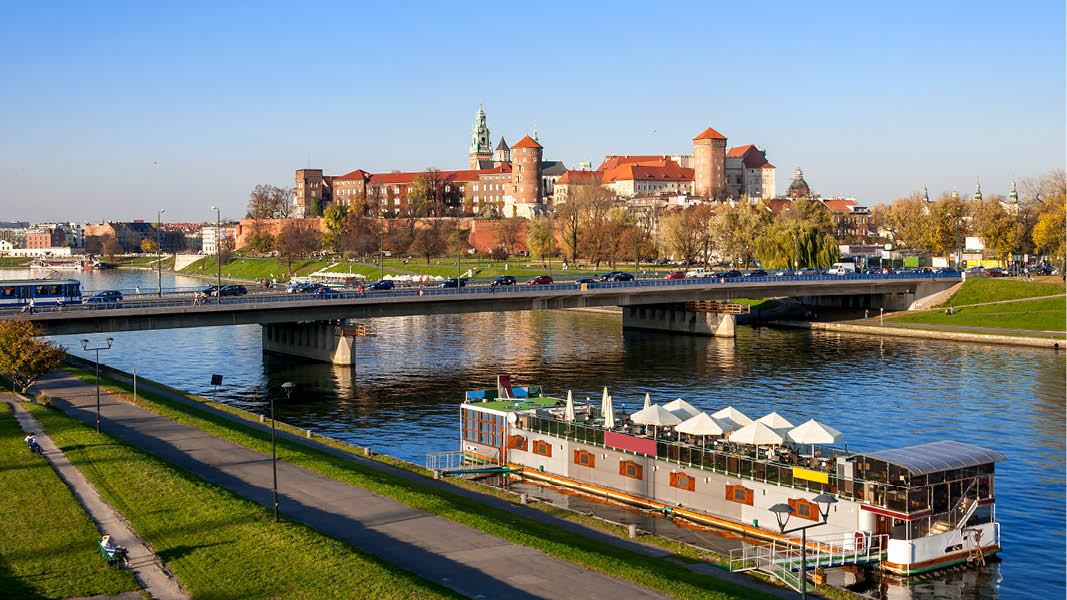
(719, 270, 743, 278)
(218, 285, 248, 297)
(574, 278, 596, 286)
(489, 275, 516, 287)
(527, 275, 553, 285)
(606, 272, 634, 282)
(367, 279, 395, 290)
(438, 278, 468, 288)
(287, 282, 312, 293)
(794, 268, 820, 276)
(597, 271, 626, 281)
(773, 269, 795, 277)
(933, 267, 959, 276)
(85, 290, 123, 305)
(985, 267, 1008, 277)
(664, 271, 686, 279)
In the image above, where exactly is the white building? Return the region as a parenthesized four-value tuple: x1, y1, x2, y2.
(725, 145, 776, 200)
(201, 226, 237, 255)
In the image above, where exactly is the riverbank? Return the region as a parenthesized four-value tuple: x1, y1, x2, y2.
(771, 319, 1062, 348)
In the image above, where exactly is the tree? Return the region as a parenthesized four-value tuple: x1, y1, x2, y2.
(408, 227, 446, 263)
(575, 186, 618, 268)
(755, 221, 839, 269)
(711, 203, 769, 267)
(219, 237, 236, 267)
(525, 216, 554, 261)
(100, 233, 122, 258)
(140, 239, 158, 254)
(383, 218, 416, 255)
(322, 204, 349, 252)
(922, 193, 966, 256)
(877, 192, 929, 251)
(1032, 202, 1066, 264)
(555, 192, 583, 263)
(245, 219, 275, 254)
(276, 221, 320, 274)
(660, 207, 704, 266)
(339, 212, 380, 258)
(0, 320, 66, 393)
(494, 219, 524, 255)
(307, 197, 323, 218)
(247, 184, 291, 219)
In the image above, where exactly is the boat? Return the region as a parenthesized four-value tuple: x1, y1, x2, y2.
(453, 378, 1002, 578)
(29, 257, 103, 271)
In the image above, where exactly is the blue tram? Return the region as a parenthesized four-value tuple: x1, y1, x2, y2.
(0, 279, 82, 307)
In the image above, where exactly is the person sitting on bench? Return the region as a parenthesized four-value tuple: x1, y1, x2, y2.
(101, 535, 129, 565)
(24, 432, 41, 455)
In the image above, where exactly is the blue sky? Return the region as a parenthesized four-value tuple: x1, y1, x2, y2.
(1, 1, 1064, 222)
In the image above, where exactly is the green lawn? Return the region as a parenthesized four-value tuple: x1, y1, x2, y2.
(889, 296, 1066, 331)
(181, 256, 331, 280)
(25, 402, 462, 600)
(0, 401, 140, 599)
(0, 257, 32, 267)
(61, 367, 777, 600)
(940, 278, 1065, 307)
(732, 298, 781, 311)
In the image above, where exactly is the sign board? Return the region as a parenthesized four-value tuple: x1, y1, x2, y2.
(210, 374, 223, 386)
(793, 467, 829, 484)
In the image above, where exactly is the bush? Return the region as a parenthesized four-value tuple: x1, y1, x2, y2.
(343, 251, 358, 261)
(35, 392, 56, 407)
(489, 247, 508, 261)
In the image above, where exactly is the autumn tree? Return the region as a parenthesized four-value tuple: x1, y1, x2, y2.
(555, 193, 583, 264)
(660, 207, 705, 266)
(140, 238, 158, 254)
(575, 186, 618, 268)
(100, 233, 122, 258)
(407, 169, 464, 218)
(339, 212, 381, 258)
(710, 203, 768, 267)
(408, 226, 446, 263)
(494, 218, 524, 255)
(244, 219, 275, 254)
(275, 221, 320, 274)
(0, 320, 66, 393)
(525, 216, 554, 261)
(384, 218, 416, 255)
(321, 204, 349, 252)
(247, 184, 292, 219)
(922, 193, 967, 257)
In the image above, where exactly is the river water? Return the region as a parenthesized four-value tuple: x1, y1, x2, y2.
(9, 268, 1064, 599)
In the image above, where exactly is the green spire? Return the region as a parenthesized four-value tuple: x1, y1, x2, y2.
(470, 104, 491, 155)
(1010, 179, 1019, 204)
(922, 185, 930, 202)
(974, 178, 982, 202)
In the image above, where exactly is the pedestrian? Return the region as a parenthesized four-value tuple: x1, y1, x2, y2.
(27, 298, 35, 314)
(25, 432, 40, 454)
(864, 309, 869, 319)
(357, 284, 365, 297)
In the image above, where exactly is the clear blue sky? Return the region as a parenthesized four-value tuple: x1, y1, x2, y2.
(2, 1, 1064, 223)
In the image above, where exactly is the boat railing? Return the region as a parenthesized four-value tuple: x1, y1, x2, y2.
(729, 531, 887, 589)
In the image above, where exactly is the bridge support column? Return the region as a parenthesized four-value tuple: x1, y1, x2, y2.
(622, 306, 736, 337)
(261, 321, 354, 365)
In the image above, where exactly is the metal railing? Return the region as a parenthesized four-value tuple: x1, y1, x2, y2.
(729, 531, 888, 589)
(684, 301, 751, 314)
(1, 271, 961, 319)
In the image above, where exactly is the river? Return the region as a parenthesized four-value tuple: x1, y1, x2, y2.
(9, 268, 1065, 599)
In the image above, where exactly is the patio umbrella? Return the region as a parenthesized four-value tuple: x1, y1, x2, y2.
(603, 395, 616, 429)
(756, 412, 794, 430)
(676, 412, 727, 447)
(788, 419, 843, 456)
(712, 406, 753, 429)
(728, 421, 785, 446)
(601, 387, 611, 418)
(643, 393, 652, 409)
(630, 404, 681, 440)
(663, 398, 701, 419)
(564, 390, 575, 422)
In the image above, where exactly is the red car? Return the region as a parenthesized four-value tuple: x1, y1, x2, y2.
(527, 275, 553, 285)
(664, 271, 685, 279)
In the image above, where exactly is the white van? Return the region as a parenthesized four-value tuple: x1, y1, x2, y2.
(827, 262, 857, 275)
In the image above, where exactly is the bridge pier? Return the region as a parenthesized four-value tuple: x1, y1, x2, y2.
(622, 305, 736, 337)
(261, 321, 354, 365)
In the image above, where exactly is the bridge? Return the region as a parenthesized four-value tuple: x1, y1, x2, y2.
(6, 273, 960, 364)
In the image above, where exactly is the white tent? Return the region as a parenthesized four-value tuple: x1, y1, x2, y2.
(630, 404, 682, 426)
(603, 396, 616, 429)
(601, 387, 610, 416)
(564, 390, 575, 422)
(712, 406, 753, 429)
(756, 412, 794, 430)
(728, 421, 785, 445)
(788, 419, 843, 445)
(676, 412, 728, 436)
(642, 393, 652, 409)
(663, 398, 701, 419)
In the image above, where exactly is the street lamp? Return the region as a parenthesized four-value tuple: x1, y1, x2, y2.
(268, 381, 296, 523)
(79, 338, 114, 434)
(769, 493, 837, 600)
(157, 209, 166, 297)
(210, 206, 222, 303)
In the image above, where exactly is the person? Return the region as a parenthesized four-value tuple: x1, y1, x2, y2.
(100, 535, 129, 565)
(357, 284, 365, 297)
(25, 432, 41, 454)
(192, 292, 201, 306)
(55, 299, 63, 312)
(27, 298, 35, 314)
(864, 309, 870, 319)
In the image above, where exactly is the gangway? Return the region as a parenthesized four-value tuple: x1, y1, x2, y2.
(425, 450, 518, 477)
(728, 531, 888, 591)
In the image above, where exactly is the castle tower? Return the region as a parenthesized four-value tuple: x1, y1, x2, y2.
(493, 137, 510, 166)
(469, 105, 493, 168)
(693, 126, 727, 198)
(509, 135, 543, 211)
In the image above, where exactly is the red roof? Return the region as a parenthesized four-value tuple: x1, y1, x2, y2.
(602, 159, 693, 183)
(366, 165, 509, 185)
(821, 199, 856, 213)
(336, 169, 371, 181)
(693, 126, 727, 141)
(726, 144, 774, 169)
(726, 145, 755, 158)
(764, 198, 793, 213)
(511, 135, 542, 149)
(556, 170, 604, 185)
(597, 155, 670, 171)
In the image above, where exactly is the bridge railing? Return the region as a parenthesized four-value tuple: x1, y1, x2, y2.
(0, 271, 961, 318)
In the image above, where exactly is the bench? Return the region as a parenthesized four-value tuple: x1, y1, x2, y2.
(98, 541, 121, 567)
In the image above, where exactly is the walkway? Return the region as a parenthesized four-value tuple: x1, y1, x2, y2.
(35, 372, 675, 600)
(5, 399, 189, 600)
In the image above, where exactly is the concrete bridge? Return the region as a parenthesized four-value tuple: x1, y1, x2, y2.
(7, 273, 959, 365)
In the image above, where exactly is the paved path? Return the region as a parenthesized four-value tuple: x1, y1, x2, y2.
(6, 399, 189, 600)
(871, 321, 1065, 336)
(36, 373, 678, 600)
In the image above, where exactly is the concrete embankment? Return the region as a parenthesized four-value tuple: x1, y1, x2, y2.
(771, 320, 1063, 349)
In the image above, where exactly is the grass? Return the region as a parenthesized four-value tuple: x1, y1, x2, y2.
(889, 295, 1066, 331)
(0, 400, 140, 599)
(732, 298, 781, 311)
(59, 366, 778, 600)
(180, 256, 331, 280)
(939, 278, 1065, 307)
(886, 326, 1064, 340)
(0, 257, 32, 267)
(24, 401, 463, 600)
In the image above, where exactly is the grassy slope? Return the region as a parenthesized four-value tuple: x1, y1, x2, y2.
(181, 257, 329, 280)
(0, 257, 32, 267)
(26, 402, 461, 600)
(940, 278, 1065, 306)
(0, 401, 139, 599)
(890, 296, 1066, 331)
(60, 367, 776, 600)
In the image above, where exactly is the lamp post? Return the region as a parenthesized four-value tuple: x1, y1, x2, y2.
(769, 494, 837, 600)
(79, 338, 114, 434)
(378, 213, 385, 281)
(270, 381, 295, 522)
(157, 209, 166, 297)
(211, 206, 222, 303)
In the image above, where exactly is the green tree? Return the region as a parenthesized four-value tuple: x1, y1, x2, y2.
(322, 204, 349, 252)
(276, 221, 320, 274)
(307, 197, 323, 218)
(244, 219, 275, 254)
(755, 221, 839, 269)
(0, 320, 66, 393)
(525, 216, 553, 261)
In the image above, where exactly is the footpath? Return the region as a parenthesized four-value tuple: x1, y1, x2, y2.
(34, 371, 679, 600)
(5, 399, 189, 600)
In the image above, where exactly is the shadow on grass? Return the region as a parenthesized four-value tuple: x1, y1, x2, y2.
(157, 541, 233, 562)
(0, 546, 54, 600)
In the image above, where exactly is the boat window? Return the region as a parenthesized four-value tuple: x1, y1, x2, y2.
(507, 435, 527, 451)
(927, 470, 945, 484)
(574, 450, 595, 468)
(619, 460, 643, 480)
(890, 518, 908, 540)
(533, 440, 552, 457)
(670, 472, 695, 491)
(932, 483, 949, 513)
(966, 504, 993, 527)
(886, 487, 908, 513)
(726, 485, 753, 505)
(978, 462, 994, 475)
(864, 459, 887, 483)
(908, 486, 929, 512)
(889, 463, 908, 485)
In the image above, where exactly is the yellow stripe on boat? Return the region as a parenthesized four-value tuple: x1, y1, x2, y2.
(793, 467, 829, 484)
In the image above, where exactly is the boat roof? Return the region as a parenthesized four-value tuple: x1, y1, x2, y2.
(466, 396, 560, 413)
(860, 440, 1005, 476)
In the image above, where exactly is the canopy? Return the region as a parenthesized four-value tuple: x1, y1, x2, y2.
(564, 390, 575, 422)
(787, 419, 843, 445)
(728, 421, 785, 445)
(603, 395, 616, 429)
(630, 404, 682, 427)
(712, 406, 752, 428)
(756, 412, 794, 430)
(860, 440, 1006, 476)
(676, 412, 728, 436)
(642, 393, 652, 409)
(663, 398, 701, 419)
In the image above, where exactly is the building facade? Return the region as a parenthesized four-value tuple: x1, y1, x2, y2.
(725, 145, 775, 200)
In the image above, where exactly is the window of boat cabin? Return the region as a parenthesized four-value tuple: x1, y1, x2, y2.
(462, 408, 504, 448)
(532, 440, 552, 457)
(574, 450, 595, 468)
(788, 498, 819, 521)
(670, 472, 695, 491)
(507, 435, 527, 451)
(725, 484, 753, 505)
(619, 460, 643, 480)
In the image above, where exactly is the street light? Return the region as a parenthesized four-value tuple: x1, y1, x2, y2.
(769, 493, 837, 600)
(210, 206, 222, 303)
(268, 381, 296, 523)
(157, 209, 166, 297)
(79, 338, 114, 434)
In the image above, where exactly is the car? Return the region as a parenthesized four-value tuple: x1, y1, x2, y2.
(597, 271, 626, 281)
(438, 278, 468, 288)
(84, 290, 123, 304)
(985, 267, 1008, 277)
(286, 282, 312, 293)
(489, 275, 516, 287)
(773, 269, 795, 277)
(719, 270, 743, 278)
(218, 285, 248, 297)
(743, 269, 767, 277)
(606, 272, 634, 282)
(203, 285, 221, 296)
(664, 271, 686, 279)
(313, 286, 342, 299)
(367, 279, 394, 290)
(794, 268, 820, 276)
(527, 275, 553, 285)
(933, 267, 959, 276)
(574, 278, 597, 285)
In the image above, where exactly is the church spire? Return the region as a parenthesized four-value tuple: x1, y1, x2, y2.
(922, 185, 930, 203)
(533, 123, 538, 142)
(974, 178, 983, 202)
(1009, 179, 1019, 204)
(469, 104, 491, 155)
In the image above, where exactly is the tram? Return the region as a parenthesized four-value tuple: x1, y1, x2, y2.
(0, 279, 83, 308)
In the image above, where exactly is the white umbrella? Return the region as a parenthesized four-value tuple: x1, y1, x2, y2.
(728, 421, 785, 445)
(756, 412, 794, 430)
(630, 404, 681, 440)
(712, 406, 752, 430)
(788, 418, 843, 458)
(564, 390, 575, 422)
(603, 395, 616, 429)
(676, 412, 728, 436)
(643, 393, 652, 409)
(601, 387, 610, 417)
(663, 398, 701, 419)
